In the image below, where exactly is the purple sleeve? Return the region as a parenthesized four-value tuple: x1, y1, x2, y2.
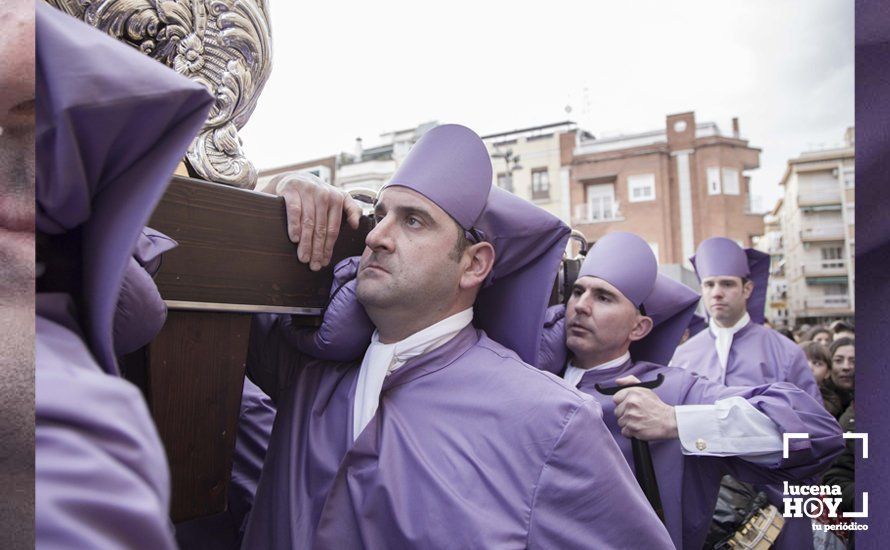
(228, 377, 276, 538)
(527, 399, 674, 549)
(246, 314, 306, 404)
(681, 375, 844, 483)
(37, 331, 175, 549)
(278, 256, 374, 362)
(535, 304, 567, 375)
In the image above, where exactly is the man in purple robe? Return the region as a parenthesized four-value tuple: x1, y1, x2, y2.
(242, 124, 674, 548)
(669, 237, 823, 547)
(670, 237, 818, 399)
(35, 5, 213, 548)
(536, 232, 844, 549)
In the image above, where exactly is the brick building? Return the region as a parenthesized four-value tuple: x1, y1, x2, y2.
(566, 111, 764, 269)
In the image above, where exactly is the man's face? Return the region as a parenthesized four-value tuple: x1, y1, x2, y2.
(0, 1, 35, 129)
(565, 276, 643, 363)
(0, 0, 34, 306)
(701, 276, 752, 326)
(813, 331, 832, 347)
(356, 187, 465, 314)
(830, 344, 855, 391)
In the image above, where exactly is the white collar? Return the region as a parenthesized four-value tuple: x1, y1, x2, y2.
(373, 307, 474, 366)
(709, 311, 750, 338)
(563, 352, 631, 387)
(352, 308, 473, 441)
(707, 312, 750, 378)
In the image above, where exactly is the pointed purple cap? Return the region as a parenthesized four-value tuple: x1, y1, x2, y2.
(578, 232, 658, 307)
(383, 124, 492, 234)
(36, 4, 213, 374)
(630, 274, 701, 365)
(690, 237, 770, 324)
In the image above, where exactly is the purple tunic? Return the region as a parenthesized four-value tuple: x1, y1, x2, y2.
(670, 322, 824, 548)
(242, 316, 674, 549)
(570, 358, 843, 549)
(36, 298, 176, 549)
(671, 322, 820, 406)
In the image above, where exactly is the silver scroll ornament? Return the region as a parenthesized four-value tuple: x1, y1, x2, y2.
(45, 0, 273, 188)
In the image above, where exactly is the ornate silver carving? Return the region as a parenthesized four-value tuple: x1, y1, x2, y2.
(45, 0, 273, 188)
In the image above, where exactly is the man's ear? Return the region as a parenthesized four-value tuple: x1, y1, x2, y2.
(628, 315, 654, 343)
(743, 279, 754, 300)
(459, 242, 495, 290)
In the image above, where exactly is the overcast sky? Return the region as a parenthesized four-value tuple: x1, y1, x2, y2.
(241, 0, 853, 208)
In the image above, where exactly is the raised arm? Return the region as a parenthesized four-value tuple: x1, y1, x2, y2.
(257, 171, 362, 271)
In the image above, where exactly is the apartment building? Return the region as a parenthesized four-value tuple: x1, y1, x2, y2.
(483, 121, 584, 224)
(778, 129, 855, 327)
(755, 199, 790, 327)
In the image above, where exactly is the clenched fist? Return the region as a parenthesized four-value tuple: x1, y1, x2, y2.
(613, 375, 679, 441)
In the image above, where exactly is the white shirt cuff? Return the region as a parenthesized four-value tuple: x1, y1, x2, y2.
(675, 396, 784, 464)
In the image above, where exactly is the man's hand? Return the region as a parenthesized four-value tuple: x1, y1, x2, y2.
(612, 375, 679, 441)
(263, 172, 363, 271)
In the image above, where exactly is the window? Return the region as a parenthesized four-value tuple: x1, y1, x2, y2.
(821, 246, 844, 268)
(824, 284, 848, 299)
(722, 168, 740, 195)
(497, 172, 513, 193)
(627, 173, 656, 202)
(843, 168, 854, 188)
(706, 167, 721, 195)
(531, 168, 550, 200)
(586, 183, 616, 221)
(845, 203, 855, 224)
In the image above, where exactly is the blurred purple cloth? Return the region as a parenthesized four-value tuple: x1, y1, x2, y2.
(35, 4, 212, 549)
(113, 229, 177, 357)
(37, 300, 176, 549)
(242, 317, 673, 548)
(857, 2, 890, 545)
(36, 4, 212, 375)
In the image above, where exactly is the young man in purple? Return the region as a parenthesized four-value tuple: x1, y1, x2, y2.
(670, 237, 819, 399)
(536, 232, 843, 549)
(242, 125, 673, 548)
(670, 236, 823, 547)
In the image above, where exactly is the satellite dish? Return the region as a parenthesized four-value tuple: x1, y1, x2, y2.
(565, 105, 573, 114)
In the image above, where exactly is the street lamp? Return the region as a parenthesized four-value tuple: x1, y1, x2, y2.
(491, 147, 522, 193)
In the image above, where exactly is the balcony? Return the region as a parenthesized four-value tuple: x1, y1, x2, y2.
(573, 201, 624, 225)
(798, 190, 842, 207)
(805, 295, 851, 310)
(801, 259, 847, 276)
(800, 224, 845, 242)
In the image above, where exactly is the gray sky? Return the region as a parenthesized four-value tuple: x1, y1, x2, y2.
(241, 0, 853, 209)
